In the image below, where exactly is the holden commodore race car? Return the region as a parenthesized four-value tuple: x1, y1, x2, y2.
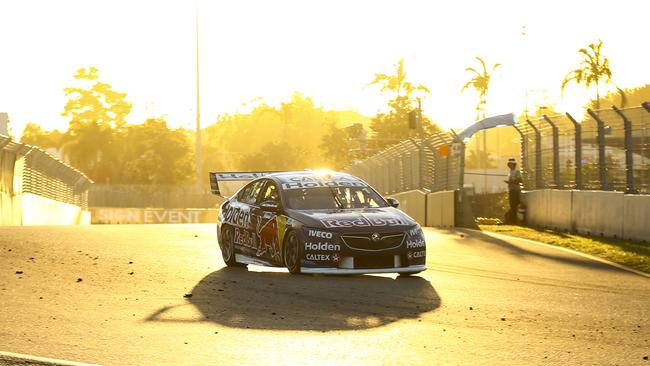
(209, 170, 426, 275)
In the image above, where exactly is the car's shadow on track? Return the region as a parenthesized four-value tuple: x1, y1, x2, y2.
(147, 267, 440, 331)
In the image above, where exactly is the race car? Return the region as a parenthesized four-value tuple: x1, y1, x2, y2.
(209, 170, 426, 275)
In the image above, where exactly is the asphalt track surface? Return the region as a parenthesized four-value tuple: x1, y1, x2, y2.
(0, 225, 648, 366)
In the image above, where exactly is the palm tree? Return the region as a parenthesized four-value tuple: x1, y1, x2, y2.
(462, 56, 501, 121)
(561, 39, 625, 110)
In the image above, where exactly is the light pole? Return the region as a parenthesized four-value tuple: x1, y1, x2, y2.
(195, 0, 202, 186)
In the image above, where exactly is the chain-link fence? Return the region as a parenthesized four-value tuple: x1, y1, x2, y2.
(346, 132, 463, 195)
(1, 134, 92, 209)
(516, 103, 650, 194)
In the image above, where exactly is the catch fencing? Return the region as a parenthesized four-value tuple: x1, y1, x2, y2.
(1, 134, 92, 225)
(516, 103, 650, 194)
(346, 133, 464, 195)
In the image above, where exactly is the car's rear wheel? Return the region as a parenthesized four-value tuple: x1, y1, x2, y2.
(283, 231, 301, 274)
(220, 226, 238, 266)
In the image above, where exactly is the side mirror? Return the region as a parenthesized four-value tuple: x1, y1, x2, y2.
(386, 197, 399, 208)
(260, 201, 279, 212)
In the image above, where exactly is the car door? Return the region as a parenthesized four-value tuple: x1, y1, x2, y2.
(251, 179, 283, 264)
(223, 180, 262, 256)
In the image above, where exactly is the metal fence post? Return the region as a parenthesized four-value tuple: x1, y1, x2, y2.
(526, 119, 543, 189)
(542, 115, 561, 188)
(565, 113, 582, 190)
(586, 109, 608, 190)
(612, 106, 636, 194)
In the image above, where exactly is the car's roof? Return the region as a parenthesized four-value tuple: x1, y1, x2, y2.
(261, 171, 368, 190)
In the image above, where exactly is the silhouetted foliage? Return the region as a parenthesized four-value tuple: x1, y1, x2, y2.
(462, 56, 501, 121)
(561, 40, 626, 110)
(368, 59, 441, 151)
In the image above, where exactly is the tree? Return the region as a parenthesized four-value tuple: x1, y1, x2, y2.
(61, 67, 132, 182)
(461, 56, 501, 121)
(368, 59, 439, 151)
(121, 118, 195, 184)
(20, 123, 64, 150)
(319, 123, 352, 170)
(561, 40, 626, 110)
(201, 93, 349, 172)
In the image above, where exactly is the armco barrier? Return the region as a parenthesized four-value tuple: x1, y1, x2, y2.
(523, 189, 650, 242)
(391, 190, 427, 225)
(90, 208, 218, 224)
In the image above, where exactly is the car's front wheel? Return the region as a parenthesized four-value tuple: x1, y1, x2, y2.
(220, 226, 238, 266)
(283, 231, 301, 274)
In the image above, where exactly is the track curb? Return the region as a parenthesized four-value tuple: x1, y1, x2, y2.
(0, 351, 99, 366)
(469, 229, 650, 278)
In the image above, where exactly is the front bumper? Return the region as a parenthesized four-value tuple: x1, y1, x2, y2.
(300, 264, 426, 275)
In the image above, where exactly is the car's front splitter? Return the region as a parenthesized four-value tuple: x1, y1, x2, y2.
(300, 264, 426, 275)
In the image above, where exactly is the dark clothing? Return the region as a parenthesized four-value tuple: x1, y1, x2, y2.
(506, 189, 520, 224)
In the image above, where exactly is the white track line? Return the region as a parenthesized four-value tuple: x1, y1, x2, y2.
(0, 351, 99, 366)
(473, 229, 650, 278)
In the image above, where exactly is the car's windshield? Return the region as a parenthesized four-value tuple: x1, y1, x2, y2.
(284, 186, 388, 210)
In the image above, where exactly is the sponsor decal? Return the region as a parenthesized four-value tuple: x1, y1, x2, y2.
(216, 172, 272, 180)
(256, 215, 281, 262)
(406, 238, 426, 249)
(306, 253, 332, 261)
(407, 250, 426, 259)
(308, 229, 334, 239)
(233, 228, 256, 249)
(305, 242, 341, 251)
(321, 215, 407, 228)
(221, 205, 252, 227)
(332, 253, 341, 263)
(408, 227, 423, 237)
(280, 175, 367, 190)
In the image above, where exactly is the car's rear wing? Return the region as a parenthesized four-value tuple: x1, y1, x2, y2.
(208, 171, 277, 196)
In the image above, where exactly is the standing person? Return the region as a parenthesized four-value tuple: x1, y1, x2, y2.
(504, 158, 523, 223)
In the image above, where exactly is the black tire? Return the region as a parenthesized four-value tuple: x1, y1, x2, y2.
(220, 226, 238, 266)
(283, 231, 301, 274)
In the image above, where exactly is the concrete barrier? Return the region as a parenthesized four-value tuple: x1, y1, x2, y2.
(572, 191, 624, 238)
(90, 208, 218, 224)
(425, 190, 455, 227)
(550, 190, 573, 231)
(390, 190, 427, 225)
(20, 193, 91, 225)
(622, 194, 650, 241)
(523, 189, 649, 242)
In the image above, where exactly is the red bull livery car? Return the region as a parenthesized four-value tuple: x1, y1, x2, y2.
(209, 170, 426, 275)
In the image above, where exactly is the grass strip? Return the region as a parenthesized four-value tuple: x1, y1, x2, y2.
(479, 225, 650, 274)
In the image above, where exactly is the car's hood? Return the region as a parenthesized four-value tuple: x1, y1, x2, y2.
(285, 207, 417, 232)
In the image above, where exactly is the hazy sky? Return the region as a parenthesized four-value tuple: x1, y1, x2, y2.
(0, 0, 648, 137)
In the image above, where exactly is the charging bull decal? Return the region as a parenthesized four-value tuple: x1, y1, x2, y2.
(256, 215, 281, 262)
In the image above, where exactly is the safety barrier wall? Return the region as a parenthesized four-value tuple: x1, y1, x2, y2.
(90, 208, 218, 224)
(391, 190, 427, 225)
(522, 190, 650, 242)
(426, 190, 455, 227)
(1, 134, 92, 225)
(390, 189, 456, 227)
